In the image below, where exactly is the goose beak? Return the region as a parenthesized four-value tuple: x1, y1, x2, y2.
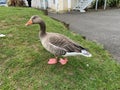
(25, 19, 33, 26)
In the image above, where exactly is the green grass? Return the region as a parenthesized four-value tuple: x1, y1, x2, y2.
(0, 7, 120, 90)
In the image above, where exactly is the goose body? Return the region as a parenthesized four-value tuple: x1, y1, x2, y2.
(26, 15, 92, 65)
(40, 32, 91, 57)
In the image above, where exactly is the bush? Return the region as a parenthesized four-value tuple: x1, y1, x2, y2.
(7, 0, 26, 7)
(91, 0, 120, 9)
(108, 0, 120, 7)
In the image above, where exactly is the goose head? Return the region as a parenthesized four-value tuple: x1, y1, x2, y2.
(25, 15, 43, 26)
(25, 15, 46, 35)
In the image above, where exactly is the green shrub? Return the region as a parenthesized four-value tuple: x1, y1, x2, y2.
(91, 0, 120, 9)
(108, 0, 120, 7)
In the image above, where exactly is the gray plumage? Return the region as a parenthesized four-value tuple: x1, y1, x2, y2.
(26, 15, 92, 57)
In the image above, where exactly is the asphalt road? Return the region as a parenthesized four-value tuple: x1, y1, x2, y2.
(48, 9, 120, 62)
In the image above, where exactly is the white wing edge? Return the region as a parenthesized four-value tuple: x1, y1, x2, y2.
(63, 50, 92, 57)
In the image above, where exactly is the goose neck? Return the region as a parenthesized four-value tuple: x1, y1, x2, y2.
(39, 21, 46, 36)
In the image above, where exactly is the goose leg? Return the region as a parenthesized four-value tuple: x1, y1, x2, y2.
(48, 57, 57, 65)
(59, 58, 68, 65)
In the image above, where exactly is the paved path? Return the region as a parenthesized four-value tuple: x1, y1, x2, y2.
(48, 9, 120, 62)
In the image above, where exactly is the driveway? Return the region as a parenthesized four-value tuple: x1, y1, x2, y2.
(48, 9, 120, 62)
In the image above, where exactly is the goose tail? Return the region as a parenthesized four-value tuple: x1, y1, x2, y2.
(80, 49, 92, 57)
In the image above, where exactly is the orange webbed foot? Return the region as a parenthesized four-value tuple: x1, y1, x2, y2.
(59, 58, 68, 65)
(48, 58, 57, 65)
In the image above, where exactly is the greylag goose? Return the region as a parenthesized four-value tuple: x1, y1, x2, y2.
(25, 15, 92, 65)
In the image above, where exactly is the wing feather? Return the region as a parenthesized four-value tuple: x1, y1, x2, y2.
(49, 33, 85, 53)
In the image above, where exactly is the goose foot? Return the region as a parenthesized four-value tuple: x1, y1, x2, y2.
(59, 58, 68, 65)
(48, 58, 57, 65)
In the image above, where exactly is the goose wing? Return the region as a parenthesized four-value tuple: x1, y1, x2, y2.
(48, 34, 85, 55)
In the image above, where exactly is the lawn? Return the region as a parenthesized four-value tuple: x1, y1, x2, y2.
(0, 7, 120, 90)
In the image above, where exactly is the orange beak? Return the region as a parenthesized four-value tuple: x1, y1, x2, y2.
(25, 19, 33, 26)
